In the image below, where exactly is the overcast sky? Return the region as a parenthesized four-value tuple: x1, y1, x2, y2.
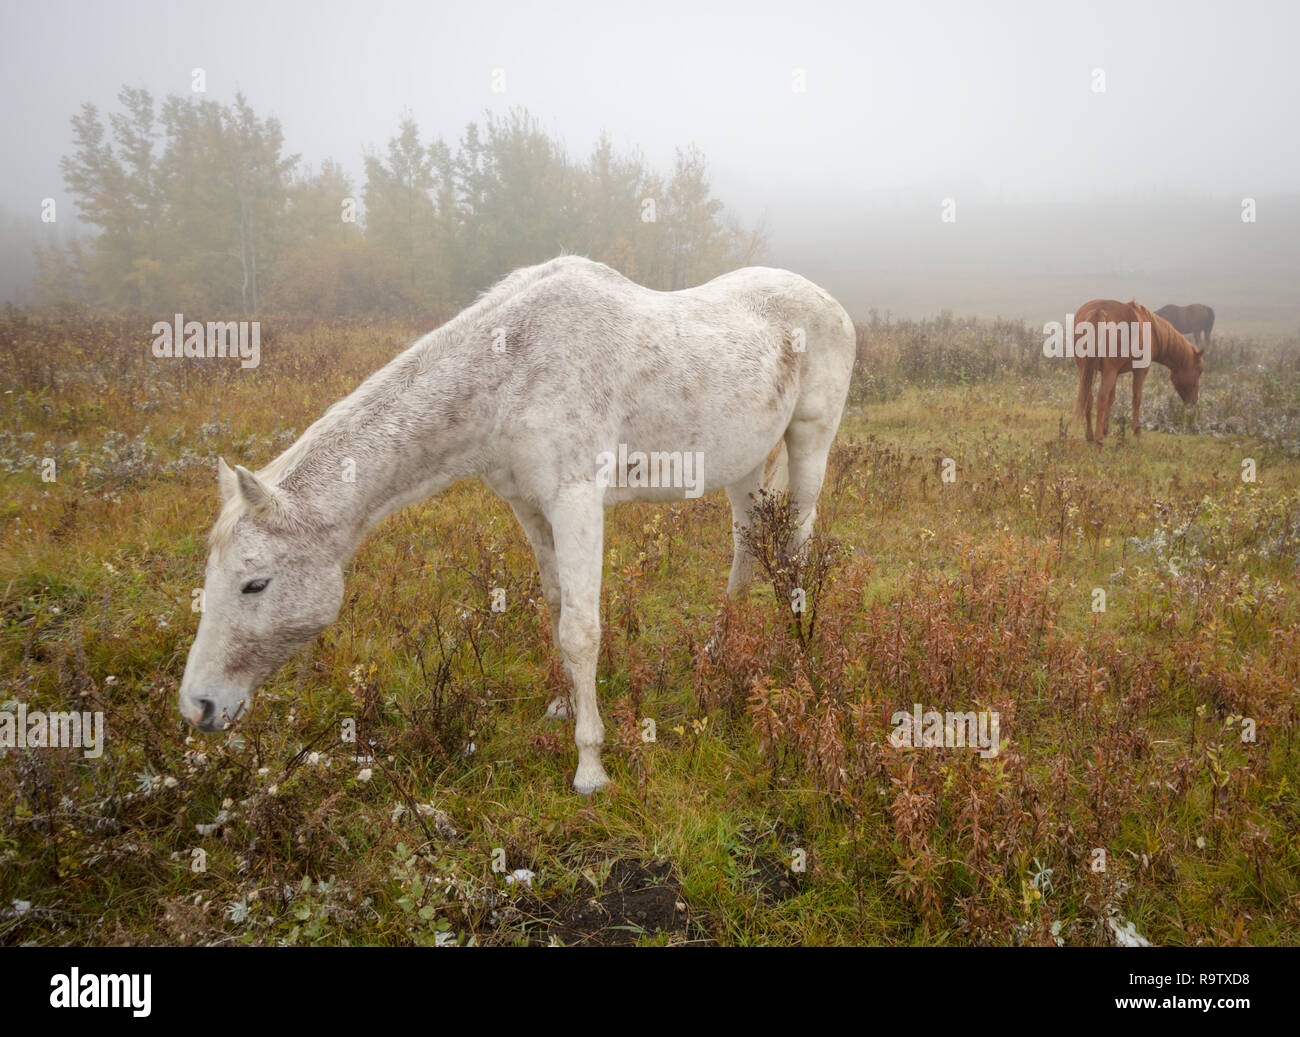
(2, 0, 1296, 322)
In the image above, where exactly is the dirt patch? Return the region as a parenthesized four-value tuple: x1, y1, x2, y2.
(509, 858, 692, 946)
(746, 852, 800, 905)
(735, 823, 804, 905)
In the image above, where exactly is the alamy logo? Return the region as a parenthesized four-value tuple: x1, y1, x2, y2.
(595, 444, 705, 499)
(1043, 314, 1152, 368)
(49, 968, 151, 1017)
(151, 314, 261, 369)
(0, 704, 103, 758)
(889, 703, 1001, 758)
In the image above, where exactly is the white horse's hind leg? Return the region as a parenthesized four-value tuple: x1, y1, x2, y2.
(547, 488, 610, 795)
(724, 460, 767, 596)
(508, 500, 570, 720)
(702, 460, 770, 662)
(784, 416, 838, 553)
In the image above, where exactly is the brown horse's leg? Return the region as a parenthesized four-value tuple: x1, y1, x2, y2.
(1131, 366, 1149, 436)
(1084, 379, 1094, 443)
(1095, 368, 1118, 446)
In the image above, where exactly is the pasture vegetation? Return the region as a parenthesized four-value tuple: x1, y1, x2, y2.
(1, 306, 1299, 946)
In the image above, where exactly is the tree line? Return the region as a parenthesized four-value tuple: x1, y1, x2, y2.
(36, 87, 768, 318)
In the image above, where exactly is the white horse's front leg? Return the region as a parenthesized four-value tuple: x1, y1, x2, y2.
(507, 499, 570, 720)
(548, 487, 609, 795)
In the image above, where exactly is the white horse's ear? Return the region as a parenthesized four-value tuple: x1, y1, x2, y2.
(218, 457, 238, 503)
(233, 464, 277, 511)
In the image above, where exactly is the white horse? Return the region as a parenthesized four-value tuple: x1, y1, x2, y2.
(178, 255, 856, 793)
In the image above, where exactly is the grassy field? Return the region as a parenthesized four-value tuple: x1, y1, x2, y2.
(2, 308, 1299, 946)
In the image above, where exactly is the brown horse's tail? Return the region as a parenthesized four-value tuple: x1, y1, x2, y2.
(1205, 307, 1215, 342)
(1074, 359, 1095, 423)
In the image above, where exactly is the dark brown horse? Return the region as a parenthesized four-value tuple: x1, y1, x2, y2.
(1074, 299, 1204, 445)
(1155, 303, 1214, 347)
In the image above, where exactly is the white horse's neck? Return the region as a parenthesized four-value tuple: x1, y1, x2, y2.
(258, 257, 602, 560)
(266, 323, 497, 560)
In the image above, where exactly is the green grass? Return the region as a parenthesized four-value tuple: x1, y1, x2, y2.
(1, 310, 1299, 946)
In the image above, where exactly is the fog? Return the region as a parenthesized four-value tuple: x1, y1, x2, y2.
(2, 0, 1296, 331)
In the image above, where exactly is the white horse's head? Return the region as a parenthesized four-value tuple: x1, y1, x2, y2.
(178, 459, 344, 731)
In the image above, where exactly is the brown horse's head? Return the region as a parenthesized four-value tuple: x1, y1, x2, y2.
(1171, 344, 1204, 405)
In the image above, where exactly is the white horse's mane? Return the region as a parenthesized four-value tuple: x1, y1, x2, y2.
(209, 254, 591, 553)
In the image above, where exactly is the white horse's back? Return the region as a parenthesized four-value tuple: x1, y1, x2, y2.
(477, 257, 856, 505)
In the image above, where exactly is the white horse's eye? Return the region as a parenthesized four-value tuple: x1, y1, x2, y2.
(241, 579, 270, 594)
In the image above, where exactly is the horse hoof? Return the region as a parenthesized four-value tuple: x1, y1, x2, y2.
(546, 696, 572, 720)
(573, 767, 609, 796)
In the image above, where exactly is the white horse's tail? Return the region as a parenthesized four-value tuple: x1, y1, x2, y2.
(763, 439, 789, 494)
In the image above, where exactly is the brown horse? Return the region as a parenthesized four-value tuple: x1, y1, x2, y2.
(1074, 299, 1204, 445)
(1155, 303, 1214, 347)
